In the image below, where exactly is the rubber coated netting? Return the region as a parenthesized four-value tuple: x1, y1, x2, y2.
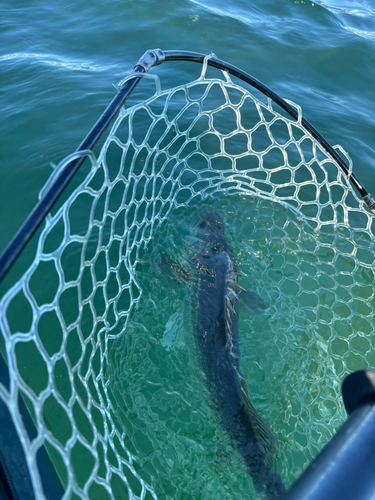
(1, 58, 375, 500)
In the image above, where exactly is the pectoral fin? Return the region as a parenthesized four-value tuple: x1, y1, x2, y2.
(157, 253, 190, 283)
(160, 308, 185, 350)
(239, 290, 269, 314)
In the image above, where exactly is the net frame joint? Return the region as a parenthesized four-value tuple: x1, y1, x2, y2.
(362, 193, 375, 215)
(136, 49, 165, 72)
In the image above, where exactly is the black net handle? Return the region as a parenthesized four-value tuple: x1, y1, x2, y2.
(163, 50, 372, 200)
(0, 64, 147, 284)
(0, 48, 373, 285)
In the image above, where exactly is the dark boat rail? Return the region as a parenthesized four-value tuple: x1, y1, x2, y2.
(284, 371, 375, 500)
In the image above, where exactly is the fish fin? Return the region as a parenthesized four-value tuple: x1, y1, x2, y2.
(157, 253, 190, 284)
(238, 377, 278, 469)
(160, 307, 185, 350)
(239, 290, 269, 314)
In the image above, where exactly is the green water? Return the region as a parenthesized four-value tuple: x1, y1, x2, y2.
(105, 193, 372, 498)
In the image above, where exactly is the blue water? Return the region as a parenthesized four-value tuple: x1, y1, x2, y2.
(1, 1, 375, 498)
(1, 0, 375, 261)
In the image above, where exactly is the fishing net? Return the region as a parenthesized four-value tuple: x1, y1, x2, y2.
(0, 55, 374, 499)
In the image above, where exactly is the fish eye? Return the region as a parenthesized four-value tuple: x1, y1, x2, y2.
(199, 221, 206, 228)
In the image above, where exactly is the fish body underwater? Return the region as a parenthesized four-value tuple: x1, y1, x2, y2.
(189, 208, 285, 499)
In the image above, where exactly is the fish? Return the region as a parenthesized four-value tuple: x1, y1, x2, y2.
(187, 207, 285, 499)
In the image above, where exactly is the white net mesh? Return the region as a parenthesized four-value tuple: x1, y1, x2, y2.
(1, 56, 374, 499)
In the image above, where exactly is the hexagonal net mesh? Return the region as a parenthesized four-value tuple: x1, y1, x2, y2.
(0, 58, 374, 500)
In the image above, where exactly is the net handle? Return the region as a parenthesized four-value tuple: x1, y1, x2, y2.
(0, 56, 158, 285)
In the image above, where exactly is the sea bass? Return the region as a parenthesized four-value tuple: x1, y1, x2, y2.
(189, 208, 285, 499)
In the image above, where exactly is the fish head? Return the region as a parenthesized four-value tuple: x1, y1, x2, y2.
(195, 208, 226, 239)
(193, 208, 234, 259)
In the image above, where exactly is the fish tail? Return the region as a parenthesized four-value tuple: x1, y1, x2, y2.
(262, 472, 287, 500)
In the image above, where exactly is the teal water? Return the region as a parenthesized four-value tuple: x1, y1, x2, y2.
(107, 193, 372, 499)
(1, 0, 375, 258)
(1, 1, 375, 499)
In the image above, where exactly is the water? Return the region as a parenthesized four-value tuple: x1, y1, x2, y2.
(107, 194, 358, 498)
(1, 0, 375, 260)
(1, 2, 374, 258)
(1, 1, 375, 498)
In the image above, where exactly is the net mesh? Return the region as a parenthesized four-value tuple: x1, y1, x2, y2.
(1, 56, 375, 499)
